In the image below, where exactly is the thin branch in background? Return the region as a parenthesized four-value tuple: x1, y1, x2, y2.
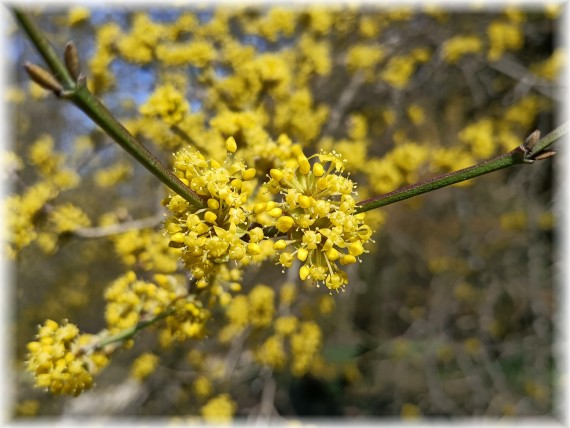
(322, 73, 365, 137)
(73, 215, 164, 238)
(484, 55, 561, 101)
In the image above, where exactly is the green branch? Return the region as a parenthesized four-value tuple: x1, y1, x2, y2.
(96, 308, 175, 349)
(13, 9, 205, 210)
(356, 123, 567, 214)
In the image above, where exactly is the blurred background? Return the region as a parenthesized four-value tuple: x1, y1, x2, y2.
(5, 3, 563, 421)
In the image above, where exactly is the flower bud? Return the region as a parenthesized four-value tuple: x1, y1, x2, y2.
(64, 41, 81, 81)
(24, 62, 63, 95)
(225, 136, 237, 153)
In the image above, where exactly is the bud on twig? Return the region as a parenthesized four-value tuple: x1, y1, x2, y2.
(64, 41, 81, 81)
(24, 62, 63, 95)
(523, 130, 541, 152)
(533, 150, 556, 161)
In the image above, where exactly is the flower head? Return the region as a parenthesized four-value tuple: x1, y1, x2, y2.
(163, 138, 259, 287)
(25, 320, 109, 396)
(266, 147, 372, 291)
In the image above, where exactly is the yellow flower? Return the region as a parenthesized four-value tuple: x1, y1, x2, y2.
(266, 148, 372, 291)
(201, 394, 237, 423)
(256, 335, 287, 370)
(248, 285, 275, 328)
(68, 7, 90, 26)
(156, 40, 216, 67)
(487, 20, 524, 61)
(346, 44, 385, 80)
(26, 320, 109, 396)
(140, 84, 189, 126)
(49, 203, 91, 234)
(94, 162, 133, 188)
(162, 142, 259, 285)
(290, 321, 322, 376)
(130, 353, 159, 381)
(531, 48, 565, 81)
(193, 375, 213, 399)
(459, 118, 495, 158)
(401, 403, 422, 419)
(441, 35, 483, 63)
(381, 54, 418, 89)
(275, 315, 298, 335)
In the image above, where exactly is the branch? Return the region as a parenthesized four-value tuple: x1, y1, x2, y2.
(95, 308, 175, 350)
(355, 123, 567, 214)
(73, 215, 164, 238)
(13, 9, 205, 210)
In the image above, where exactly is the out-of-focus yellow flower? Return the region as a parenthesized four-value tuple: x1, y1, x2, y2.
(140, 84, 189, 126)
(26, 320, 109, 396)
(459, 118, 495, 158)
(130, 353, 159, 381)
(68, 6, 90, 26)
(487, 20, 523, 61)
(290, 321, 322, 376)
(248, 285, 275, 328)
(256, 334, 287, 370)
(49, 203, 91, 234)
(401, 403, 422, 419)
(194, 375, 213, 399)
(346, 44, 385, 80)
(531, 48, 565, 81)
(201, 394, 237, 423)
(442, 35, 483, 63)
(500, 210, 527, 231)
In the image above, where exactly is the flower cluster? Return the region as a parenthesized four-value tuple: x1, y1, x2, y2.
(140, 84, 189, 126)
(163, 137, 261, 288)
(265, 147, 373, 291)
(104, 272, 209, 343)
(25, 320, 109, 396)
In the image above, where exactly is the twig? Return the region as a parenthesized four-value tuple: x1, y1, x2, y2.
(322, 73, 365, 136)
(356, 123, 568, 214)
(13, 9, 205, 210)
(73, 215, 164, 238)
(484, 55, 561, 101)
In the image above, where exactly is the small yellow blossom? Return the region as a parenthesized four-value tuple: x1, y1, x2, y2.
(500, 210, 527, 231)
(15, 400, 40, 416)
(290, 321, 322, 376)
(531, 48, 565, 81)
(140, 84, 189, 126)
(442, 35, 483, 63)
(156, 40, 216, 67)
(459, 118, 495, 158)
(26, 320, 109, 396)
(275, 315, 298, 335)
(201, 394, 237, 423)
(381, 55, 417, 89)
(401, 403, 422, 419)
(248, 285, 275, 328)
(49, 203, 91, 234)
(68, 7, 90, 26)
(130, 353, 159, 381)
(487, 20, 524, 61)
(94, 162, 133, 188)
(266, 149, 372, 291)
(256, 334, 287, 370)
(194, 375, 213, 399)
(162, 143, 259, 285)
(346, 44, 385, 80)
